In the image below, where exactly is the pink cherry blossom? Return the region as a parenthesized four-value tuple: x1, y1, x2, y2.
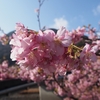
(1, 22, 100, 100)
(80, 44, 97, 63)
(55, 27, 72, 47)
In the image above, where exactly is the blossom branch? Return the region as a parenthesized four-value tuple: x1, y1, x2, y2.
(52, 73, 78, 100)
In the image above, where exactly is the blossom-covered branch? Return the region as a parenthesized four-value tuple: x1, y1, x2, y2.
(0, 23, 100, 99)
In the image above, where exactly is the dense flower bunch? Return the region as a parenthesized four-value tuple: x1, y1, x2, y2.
(0, 60, 19, 80)
(10, 23, 99, 75)
(8, 23, 100, 99)
(45, 58, 100, 100)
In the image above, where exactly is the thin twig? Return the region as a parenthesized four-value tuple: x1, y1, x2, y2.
(37, 0, 45, 30)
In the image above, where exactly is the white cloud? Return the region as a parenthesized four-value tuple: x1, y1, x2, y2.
(50, 17, 69, 29)
(93, 5, 100, 15)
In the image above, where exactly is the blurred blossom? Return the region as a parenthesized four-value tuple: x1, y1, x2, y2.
(34, 8, 39, 13)
(0, 34, 9, 45)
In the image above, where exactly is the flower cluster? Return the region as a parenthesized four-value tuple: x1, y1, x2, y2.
(10, 23, 99, 75)
(0, 60, 19, 80)
(45, 58, 100, 100)
(1, 23, 100, 100)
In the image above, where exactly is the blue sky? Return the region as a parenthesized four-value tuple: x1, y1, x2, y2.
(0, 0, 100, 34)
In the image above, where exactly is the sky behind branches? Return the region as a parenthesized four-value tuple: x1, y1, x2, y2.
(0, 0, 100, 34)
